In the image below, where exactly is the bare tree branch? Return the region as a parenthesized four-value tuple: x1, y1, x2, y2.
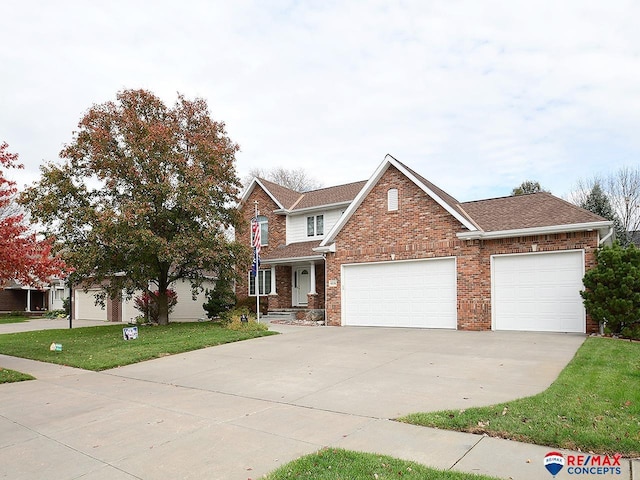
(246, 166, 323, 192)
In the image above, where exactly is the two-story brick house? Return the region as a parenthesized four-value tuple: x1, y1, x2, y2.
(238, 155, 613, 333)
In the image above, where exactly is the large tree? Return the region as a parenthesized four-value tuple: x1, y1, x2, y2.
(20, 89, 248, 324)
(580, 182, 625, 240)
(511, 180, 547, 196)
(568, 168, 640, 246)
(0, 142, 66, 286)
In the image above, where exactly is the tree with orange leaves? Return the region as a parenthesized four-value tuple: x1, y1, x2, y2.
(0, 142, 66, 287)
(20, 89, 248, 324)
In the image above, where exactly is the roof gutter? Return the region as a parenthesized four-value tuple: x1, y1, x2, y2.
(456, 221, 613, 241)
(260, 254, 324, 265)
(312, 243, 336, 253)
(273, 200, 353, 215)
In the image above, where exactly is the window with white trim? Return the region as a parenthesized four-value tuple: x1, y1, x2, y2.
(249, 270, 271, 296)
(252, 215, 268, 246)
(388, 188, 398, 211)
(307, 215, 324, 237)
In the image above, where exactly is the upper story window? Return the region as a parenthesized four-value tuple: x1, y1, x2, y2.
(252, 215, 268, 246)
(388, 188, 399, 211)
(307, 214, 324, 237)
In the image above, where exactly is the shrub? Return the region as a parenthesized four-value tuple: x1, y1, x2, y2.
(227, 317, 269, 332)
(202, 277, 236, 319)
(220, 307, 269, 332)
(133, 289, 178, 323)
(44, 309, 67, 319)
(235, 296, 268, 315)
(581, 243, 640, 339)
(62, 297, 70, 316)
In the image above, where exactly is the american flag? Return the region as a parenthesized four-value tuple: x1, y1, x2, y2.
(251, 217, 261, 254)
(250, 217, 261, 277)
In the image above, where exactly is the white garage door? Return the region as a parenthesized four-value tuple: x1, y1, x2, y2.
(75, 289, 107, 321)
(342, 258, 457, 328)
(492, 251, 585, 333)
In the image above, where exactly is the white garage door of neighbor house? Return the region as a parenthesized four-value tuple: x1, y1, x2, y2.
(342, 258, 457, 328)
(492, 251, 585, 333)
(75, 290, 107, 321)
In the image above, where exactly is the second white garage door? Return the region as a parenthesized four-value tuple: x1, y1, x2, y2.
(75, 289, 107, 321)
(342, 258, 457, 328)
(492, 250, 585, 333)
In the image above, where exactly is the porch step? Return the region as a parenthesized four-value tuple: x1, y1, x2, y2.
(261, 311, 295, 321)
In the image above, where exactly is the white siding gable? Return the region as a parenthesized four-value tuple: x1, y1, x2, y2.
(287, 208, 345, 244)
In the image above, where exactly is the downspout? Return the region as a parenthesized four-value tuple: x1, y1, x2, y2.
(599, 226, 614, 245)
(323, 253, 328, 326)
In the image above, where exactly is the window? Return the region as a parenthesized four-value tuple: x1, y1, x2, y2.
(307, 215, 324, 236)
(252, 215, 268, 246)
(388, 188, 398, 211)
(249, 270, 271, 296)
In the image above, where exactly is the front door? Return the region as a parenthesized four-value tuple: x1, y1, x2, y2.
(293, 268, 311, 306)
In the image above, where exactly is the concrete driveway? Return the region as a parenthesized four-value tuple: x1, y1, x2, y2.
(0, 325, 586, 479)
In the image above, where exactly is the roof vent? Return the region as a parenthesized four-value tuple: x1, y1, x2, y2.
(388, 188, 398, 211)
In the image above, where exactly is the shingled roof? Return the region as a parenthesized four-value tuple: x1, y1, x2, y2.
(256, 178, 302, 210)
(254, 178, 367, 212)
(261, 240, 323, 261)
(293, 181, 367, 210)
(461, 192, 607, 232)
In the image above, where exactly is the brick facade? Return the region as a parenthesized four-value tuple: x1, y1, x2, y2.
(238, 186, 324, 310)
(240, 166, 602, 333)
(324, 166, 600, 332)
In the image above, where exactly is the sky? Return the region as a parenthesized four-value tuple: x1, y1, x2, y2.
(2, 0, 640, 202)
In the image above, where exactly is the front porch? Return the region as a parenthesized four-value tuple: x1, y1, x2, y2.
(252, 256, 326, 322)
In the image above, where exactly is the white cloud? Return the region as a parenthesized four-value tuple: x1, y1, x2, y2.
(1, 0, 639, 202)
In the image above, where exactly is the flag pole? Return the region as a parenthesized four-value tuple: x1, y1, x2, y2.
(254, 200, 260, 323)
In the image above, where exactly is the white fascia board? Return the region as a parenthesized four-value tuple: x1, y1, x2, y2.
(238, 178, 284, 210)
(391, 159, 478, 232)
(456, 220, 613, 240)
(313, 243, 336, 253)
(286, 201, 353, 215)
(261, 255, 324, 264)
(320, 159, 390, 246)
(321, 154, 477, 247)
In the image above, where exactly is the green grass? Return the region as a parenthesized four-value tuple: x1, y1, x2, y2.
(0, 322, 277, 371)
(265, 448, 499, 480)
(399, 337, 640, 457)
(0, 367, 35, 383)
(0, 314, 29, 324)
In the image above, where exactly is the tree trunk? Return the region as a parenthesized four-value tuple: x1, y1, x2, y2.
(156, 289, 169, 325)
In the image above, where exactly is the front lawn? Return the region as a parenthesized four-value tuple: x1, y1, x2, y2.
(399, 337, 640, 457)
(265, 448, 500, 480)
(0, 322, 277, 371)
(0, 314, 29, 324)
(0, 367, 35, 383)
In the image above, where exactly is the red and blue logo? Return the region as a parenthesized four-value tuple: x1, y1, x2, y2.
(544, 451, 623, 476)
(544, 451, 565, 476)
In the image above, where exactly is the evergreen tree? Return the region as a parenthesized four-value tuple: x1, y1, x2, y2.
(511, 180, 547, 196)
(580, 183, 626, 244)
(581, 243, 640, 338)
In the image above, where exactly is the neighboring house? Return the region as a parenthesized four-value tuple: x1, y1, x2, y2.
(628, 231, 640, 247)
(73, 278, 213, 322)
(238, 155, 613, 333)
(0, 278, 68, 313)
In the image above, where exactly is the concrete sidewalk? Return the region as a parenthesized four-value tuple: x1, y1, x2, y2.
(1, 324, 637, 479)
(0, 317, 107, 334)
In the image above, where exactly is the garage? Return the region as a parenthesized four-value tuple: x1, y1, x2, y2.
(342, 258, 457, 328)
(492, 250, 585, 333)
(75, 289, 107, 321)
